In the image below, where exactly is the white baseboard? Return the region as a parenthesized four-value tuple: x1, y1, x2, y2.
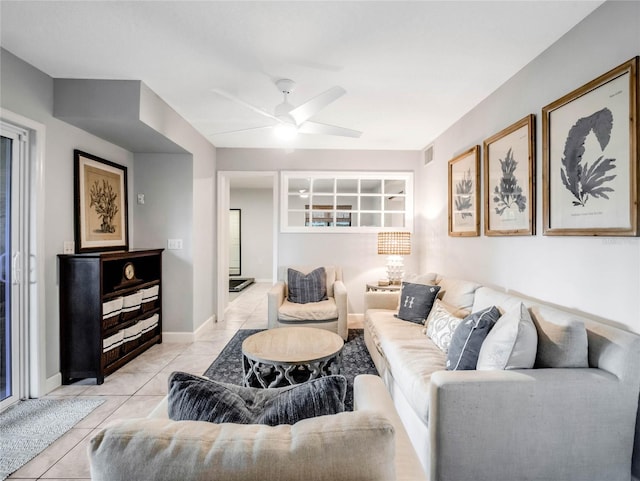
(45, 372, 62, 395)
(163, 316, 215, 343)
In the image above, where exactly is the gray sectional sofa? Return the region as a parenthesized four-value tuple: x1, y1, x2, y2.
(364, 273, 640, 481)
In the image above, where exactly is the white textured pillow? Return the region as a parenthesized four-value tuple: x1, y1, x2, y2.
(425, 300, 463, 353)
(477, 302, 537, 370)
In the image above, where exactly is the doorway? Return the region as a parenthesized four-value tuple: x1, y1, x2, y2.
(216, 172, 278, 322)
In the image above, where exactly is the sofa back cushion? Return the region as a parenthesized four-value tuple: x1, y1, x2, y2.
(436, 277, 481, 311)
(89, 412, 396, 481)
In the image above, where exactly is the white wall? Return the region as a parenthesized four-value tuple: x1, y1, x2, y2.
(418, 0, 640, 334)
(217, 148, 421, 312)
(230, 188, 273, 281)
(0, 48, 135, 378)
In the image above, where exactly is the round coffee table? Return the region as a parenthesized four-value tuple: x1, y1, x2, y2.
(241, 327, 344, 388)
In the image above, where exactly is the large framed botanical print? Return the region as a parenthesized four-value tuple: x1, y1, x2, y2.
(74, 150, 129, 252)
(483, 114, 536, 236)
(542, 57, 639, 236)
(448, 146, 480, 237)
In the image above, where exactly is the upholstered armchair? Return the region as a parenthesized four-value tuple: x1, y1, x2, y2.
(268, 265, 348, 340)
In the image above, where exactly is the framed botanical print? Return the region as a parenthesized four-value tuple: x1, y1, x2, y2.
(484, 114, 536, 236)
(74, 150, 129, 252)
(448, 145, 480, 236)
(542, 57, 639, 236)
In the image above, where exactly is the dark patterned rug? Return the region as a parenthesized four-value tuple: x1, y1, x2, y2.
(203, 328, 378, 411)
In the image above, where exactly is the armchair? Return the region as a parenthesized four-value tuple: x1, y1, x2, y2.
(268, 265, 348, 340)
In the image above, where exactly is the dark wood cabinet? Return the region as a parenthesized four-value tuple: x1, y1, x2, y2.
(58, 249, 163, 384)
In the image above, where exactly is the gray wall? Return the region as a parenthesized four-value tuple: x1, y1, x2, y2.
(133, 153, 194, 332)
(0, 48, 135, 378)
(1, 47, 217, 387)
(217, 148, 421, 313)
(230, 188, 273, 281)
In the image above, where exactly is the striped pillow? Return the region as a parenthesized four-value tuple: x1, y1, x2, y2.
(287, 267, 328, 304)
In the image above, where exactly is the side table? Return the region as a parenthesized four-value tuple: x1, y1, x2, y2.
(366, 282, 402, 292)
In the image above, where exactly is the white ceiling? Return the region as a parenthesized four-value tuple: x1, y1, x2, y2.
(0, 1, 603, 151)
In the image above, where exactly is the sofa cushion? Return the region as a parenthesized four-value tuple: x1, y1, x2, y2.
(436, 277, 481, 311)
(395, 282, 441, 324)
(425, 299, 464, 353)
(287, 267, 328, 304)
(168, 372, 346, 426)
(446, 306, 500, 370)
(366, 310, 446, 424)
(477, 303, 537, 370)
(530, 305, 589, 368)
(89, 412, 396, 481)
(278, 298, 339, 321)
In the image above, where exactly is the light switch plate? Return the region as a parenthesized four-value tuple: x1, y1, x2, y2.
(63, 241, 75, 254)
(167, 239, 183, 250)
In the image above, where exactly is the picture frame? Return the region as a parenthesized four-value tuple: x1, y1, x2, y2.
(483, 114, 536, 236)
(74, 150, 129, 253)
(542, 57, 639, 236)
(448, 145, 480, 236)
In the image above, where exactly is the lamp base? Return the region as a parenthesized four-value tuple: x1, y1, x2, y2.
(385, 255, 404, 285)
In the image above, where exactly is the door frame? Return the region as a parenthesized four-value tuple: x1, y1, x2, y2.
(216, 171, 278, 323)
(0, 109, 46, 400)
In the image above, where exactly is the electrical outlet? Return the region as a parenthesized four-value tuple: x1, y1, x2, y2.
(137, 193, 145, 204)
(63, 241, 75, 254)
(167, 239, 183, 250)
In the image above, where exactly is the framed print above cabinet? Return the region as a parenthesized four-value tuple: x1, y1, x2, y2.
(74, 150, 129, 252)
(483, 114, 536, 236)
(448, 145, 480, 237)
(542, 56, 639, 236)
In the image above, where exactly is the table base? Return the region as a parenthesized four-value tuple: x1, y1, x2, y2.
(243, 352, 342, 388)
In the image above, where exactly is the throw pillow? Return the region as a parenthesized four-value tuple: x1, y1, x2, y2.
(476, 303, 537, 370)
(446, 305, 500, 370)
(168, 371, 346, 426)
(425, 300, 464, 353)
(287, 267, 327, 304)
(530, 306, 589, 368)
(395, 282, 441, 324)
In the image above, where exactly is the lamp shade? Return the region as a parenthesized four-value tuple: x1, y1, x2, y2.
(377, 232, 411, 256)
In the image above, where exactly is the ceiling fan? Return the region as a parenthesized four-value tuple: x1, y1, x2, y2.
(211, 79, 362, 139)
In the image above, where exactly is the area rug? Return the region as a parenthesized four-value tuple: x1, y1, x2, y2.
(203, 328, 378, 410)
(0, 398, 104, 480)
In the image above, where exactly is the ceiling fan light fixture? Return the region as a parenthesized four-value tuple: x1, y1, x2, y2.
(274, 122, 298, 140)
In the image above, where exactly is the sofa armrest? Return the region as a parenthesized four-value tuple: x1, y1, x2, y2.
(429, 368, 633, 481)
(334, 280, 348, 340)
(267, 281, 285, 328)
(364, 291, 399, 312)
(354, 375, 427, 481)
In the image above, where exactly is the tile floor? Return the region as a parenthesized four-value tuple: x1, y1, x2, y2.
(8, 282, 272, 480)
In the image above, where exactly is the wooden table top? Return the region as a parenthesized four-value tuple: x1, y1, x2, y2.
(241, 327, 344, 364)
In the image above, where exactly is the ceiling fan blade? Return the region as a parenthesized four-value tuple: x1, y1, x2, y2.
(298, 121, 362, 138)
(289, 86, 346, 124)
(211, 89, 280, 122)
(209, 125, 274, 136)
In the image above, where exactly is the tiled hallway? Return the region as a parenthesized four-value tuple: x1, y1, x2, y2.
(7, 282, 271, 480)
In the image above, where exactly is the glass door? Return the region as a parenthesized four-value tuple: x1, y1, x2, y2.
(0, 132, 20, 410)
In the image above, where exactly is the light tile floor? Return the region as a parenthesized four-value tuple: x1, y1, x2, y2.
(8, 282, 272, 481)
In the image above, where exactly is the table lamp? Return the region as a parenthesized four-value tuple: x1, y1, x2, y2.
(377, 231, 411, 285)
